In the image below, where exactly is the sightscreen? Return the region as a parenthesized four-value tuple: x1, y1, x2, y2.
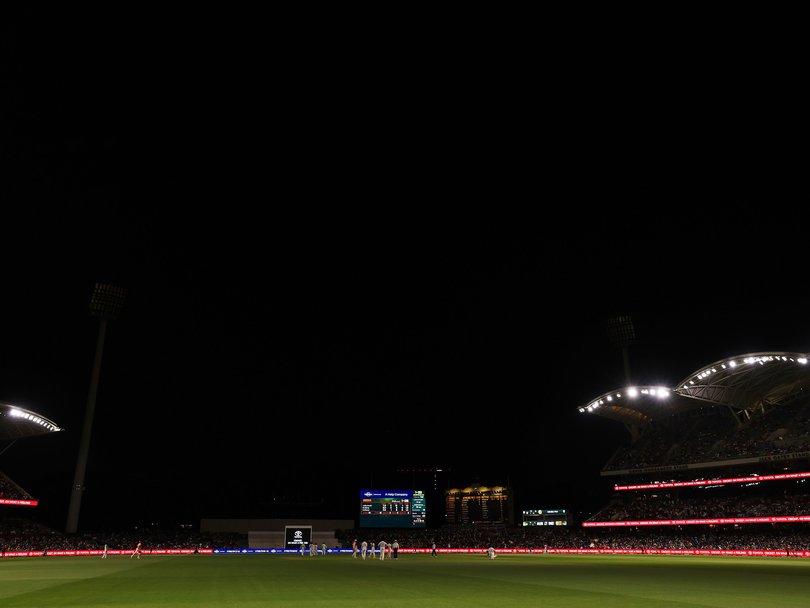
(284, 525, 312, 549)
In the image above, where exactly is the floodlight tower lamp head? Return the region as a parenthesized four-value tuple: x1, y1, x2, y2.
(89, 283, 127, 320)
(605, 315, 636, 347)
(605, 315, 636, 386)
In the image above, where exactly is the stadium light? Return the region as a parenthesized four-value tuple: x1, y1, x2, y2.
(9, 407, 60, 432)
(605, 315, 636, 386)
(65, 283, 126, 534)
(89, 283, 126, 320)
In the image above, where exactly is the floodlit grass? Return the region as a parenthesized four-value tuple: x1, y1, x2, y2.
(1, 553, 809, 607)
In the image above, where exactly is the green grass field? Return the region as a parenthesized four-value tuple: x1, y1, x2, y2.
(1, 553, 808, 607)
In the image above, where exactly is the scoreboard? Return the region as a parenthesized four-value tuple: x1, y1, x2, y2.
(359, 489, 426, 528)
(522, 509, 568, 526)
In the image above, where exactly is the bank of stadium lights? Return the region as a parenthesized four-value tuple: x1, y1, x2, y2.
(578, 386, 670, 413)
(9, 408, 60, 432)
(89, 283, 126, 320)
(687, 355, 809, 388)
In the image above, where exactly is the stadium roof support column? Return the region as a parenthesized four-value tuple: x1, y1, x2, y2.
(624, 422, 641, 442)
(726, 405, 744, 426)
(65, 283, 126, 534)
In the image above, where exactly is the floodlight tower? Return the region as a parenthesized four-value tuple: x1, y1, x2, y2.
(605, 315, 636, 386)
(65, 283, 126, 534)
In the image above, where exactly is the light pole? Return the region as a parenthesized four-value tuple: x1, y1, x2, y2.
(65, 282, 126, 533)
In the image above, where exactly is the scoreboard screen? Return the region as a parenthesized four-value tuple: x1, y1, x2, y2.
(522, 508, 568, 526)
(359, 489, 426, 528)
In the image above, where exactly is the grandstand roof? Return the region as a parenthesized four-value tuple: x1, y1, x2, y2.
(579, 352, 810, 426)
(577, 386, 705, 426)
(0, 403, 62, 441)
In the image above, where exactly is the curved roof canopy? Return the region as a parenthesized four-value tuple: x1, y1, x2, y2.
(674, 352, 810, 408)
(578, 386, 703, 425)
(0, 403, 62, 441)
(578, 352, 810, 425)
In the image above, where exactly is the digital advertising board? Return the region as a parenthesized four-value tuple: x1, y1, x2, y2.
(284, 525, 312, 549)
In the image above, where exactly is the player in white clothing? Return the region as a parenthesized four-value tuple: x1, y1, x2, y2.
(487, 547, 496, 559)
(361, 540, 368, 560)
(378, 540, 386, 561)
(370, 541, 376, 559)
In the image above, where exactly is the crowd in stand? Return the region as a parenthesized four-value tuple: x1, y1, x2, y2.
(606, 400, 810, 471)
(335, 524, 810, 552)
(3, 517, 810, 554)
(588, 491, 810, 522)
(0, 518, 245, 552)
(0, 471, 32, 501)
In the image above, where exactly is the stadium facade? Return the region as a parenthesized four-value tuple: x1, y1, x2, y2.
(579, 352, 810, 533)
(0, 403, 61, 507)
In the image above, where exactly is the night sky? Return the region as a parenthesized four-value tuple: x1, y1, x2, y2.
(2, 10, 801, 531)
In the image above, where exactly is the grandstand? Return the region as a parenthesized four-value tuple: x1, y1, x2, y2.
(0, 403, 61, 441)
(579, 352, 810, 536)
(0, 403, 62, 507)
(8, 353, 810, 558)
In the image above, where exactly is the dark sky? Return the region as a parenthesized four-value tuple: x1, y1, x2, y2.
(2, 10, 802, 531)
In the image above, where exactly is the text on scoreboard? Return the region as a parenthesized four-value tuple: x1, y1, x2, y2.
(359, 489, 426, 528)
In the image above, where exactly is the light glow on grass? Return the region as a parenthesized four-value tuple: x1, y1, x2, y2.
(2, 554, 810, 608)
